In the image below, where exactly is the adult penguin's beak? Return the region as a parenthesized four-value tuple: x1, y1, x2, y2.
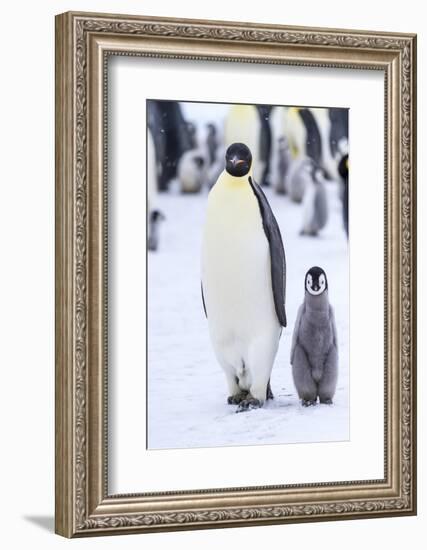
(231, 157, 245, 166)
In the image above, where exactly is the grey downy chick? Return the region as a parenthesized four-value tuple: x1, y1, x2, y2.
(300, 164, 329, 236)
(288, 157, 312, 203)
(273, 136, 292, 194)
(177, 149, 207, 193)
(290, 267, 338, 406)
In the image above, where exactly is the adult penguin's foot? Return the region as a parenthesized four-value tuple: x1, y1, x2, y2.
(236, 397, 261, 413)
(320, 398, 333, 405)
(266, 380, 274, 400)
(301, 399, 317, 407)
(227, 391, 249, 405)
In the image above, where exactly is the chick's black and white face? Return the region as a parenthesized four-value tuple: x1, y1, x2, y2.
(225, 143, 252, 177)
(305, 267, 328, 296)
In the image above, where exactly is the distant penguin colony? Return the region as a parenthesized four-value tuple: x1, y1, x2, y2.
(201, 143, 287, 412)
(291, 267, 338, 406)
(270, 105, 349, 194)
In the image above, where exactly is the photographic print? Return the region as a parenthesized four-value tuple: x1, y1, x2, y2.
(147, 100, 349, 450)
(56, 12, 416, 537)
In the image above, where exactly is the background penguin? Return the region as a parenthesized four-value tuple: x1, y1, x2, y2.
(177, 149, 207, 193)
(283, 107, 322, 165)
(269, 106, 289, 194)
(185, 121, 198, 150)
(329, 108, 349, 159)
(147, 100, 194, 191)
(147, 210, 166, 251)
(338, 153, 349, 237)
(298, 108, 322, 166)
(290, 267, 338, 406)
(147, 127, 158, 214)
(288, 157, 312, 203)
(201, 142, 287, 412)
(224, 105, 264, 183)
(206, 145, 226, 189)
(272, 136, 292, 194)
(310, 107, 338, 180)
(283, 107, 305, 160)
(300, 164, 329, 236)
(206, 123, 219, 166)
(256, 104, 273, 186)
(147, 128, 165, 252)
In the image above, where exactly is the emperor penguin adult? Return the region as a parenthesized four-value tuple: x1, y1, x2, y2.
(338, 153, 349, 237)
(284, 107, 322, 165)
(291, 267, 338, 406)
(201, 143, 287, 412)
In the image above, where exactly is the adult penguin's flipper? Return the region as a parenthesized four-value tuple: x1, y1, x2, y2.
(201, 282, 207, 318)
(290, 304, 304, 364)
(248, 176, 287, 327)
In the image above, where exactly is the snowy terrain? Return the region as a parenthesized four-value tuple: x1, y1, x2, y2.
(147, 181, 349, 450)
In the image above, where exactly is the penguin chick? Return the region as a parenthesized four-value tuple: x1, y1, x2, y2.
(288, 157, 312, 203)
(177, 149, 207, 193)
(186, 121, 198, 150)
(272, 136, 292, 194)
(147, 210, 166, 252)
(290, 267, 338, 406)
(300, 164, 329, 236)
(206, 123, 219, 165)
(201, 142, 287, 412)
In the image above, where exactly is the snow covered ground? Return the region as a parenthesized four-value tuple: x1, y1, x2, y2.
(147, 180, 349, 450)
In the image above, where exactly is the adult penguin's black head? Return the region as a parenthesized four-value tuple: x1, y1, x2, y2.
(225, 142, 252, 177)
(305, 266, 328, 296)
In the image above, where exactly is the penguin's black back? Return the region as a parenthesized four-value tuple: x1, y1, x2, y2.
(147, 100, 194, 190)
(298, 108, 322, 165)
(329, 108, 349, 156)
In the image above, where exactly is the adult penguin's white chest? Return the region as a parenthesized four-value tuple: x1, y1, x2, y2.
(201, 171, 278, 347)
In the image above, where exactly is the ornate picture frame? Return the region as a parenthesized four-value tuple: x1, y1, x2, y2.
(55, 11, 417, 537)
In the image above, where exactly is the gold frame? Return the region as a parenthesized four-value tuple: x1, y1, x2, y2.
(55, 11, 417, 538)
